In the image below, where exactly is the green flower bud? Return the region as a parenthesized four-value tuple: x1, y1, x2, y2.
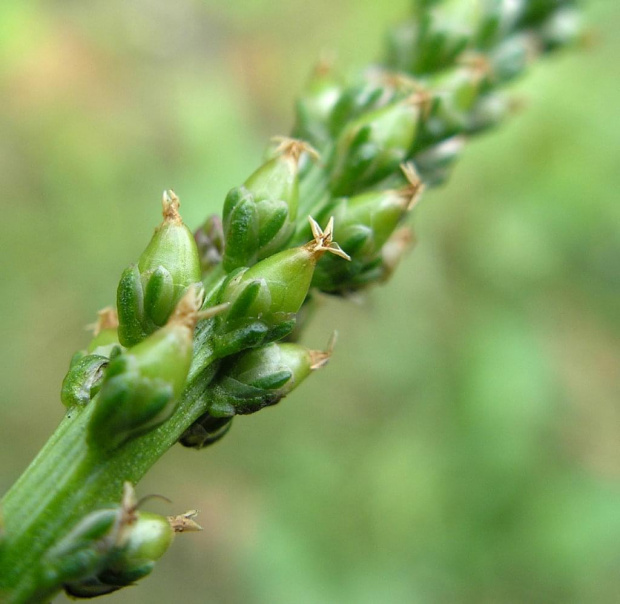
(117, 191, 201, 347)
(220, 217, 349, 321)
(539, 7, 583, 52)
(413, 135, 465, 186)
(328, 76, 403, 140)
(293, 59, 343, 148)
(488, 33, 537, 85)
(466, 92, 513, 134)
(518, 0, 573, 29)
(222, 138, 318, 271)
(98, 511, 173, 587)
(386, 0, 480, 75)
(208, 340, 332, 417)
(194, 214, 224, 274)
(329, 97, 421, 196)
(43, 509, 120, 586)
(313, 165, 423, 293)
(414, 63, 490, 150)
(475, 0, 525, 49)
(89, 288, 202, 450)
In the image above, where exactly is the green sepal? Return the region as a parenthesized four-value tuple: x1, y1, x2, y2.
(386, 0, 477, 76)
(222, 142, 303, 271)
(475, 0, 525, 49)
(207, 342, 318, 417)
(329, 99, 419, 196)
(539, 7, 582, 53)
(293, 64, 342, 148)
(98, 512, 173, 588)
(143, 266, 174, 327)
(117, 264, 147, 348)
(42, 509, 119, 585)
(179, 415, 233, 449)
(61, 354, 109, 408)
(222, 187, 259, 271)
(88, 308, 195, 450)
(64, 577, 120, 598)
(117, 193, 201, 347)
(88, 368, 175, 451)
(225, 276, 263, 323)
(212, 321, 270, 358)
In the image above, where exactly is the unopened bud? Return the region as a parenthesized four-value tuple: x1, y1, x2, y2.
(117, 191, 201, 347)
(218, 218, 348, 341)
(88, 288, 201, 450)
(329, 98, 420, 196)
(222, 138, 317, 271)
(208, 339, 332, 417)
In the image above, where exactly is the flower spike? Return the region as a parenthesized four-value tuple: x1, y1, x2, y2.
(271, 136, 321, 164)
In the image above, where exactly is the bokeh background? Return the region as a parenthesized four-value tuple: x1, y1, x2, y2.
(1, 1, 619, 602)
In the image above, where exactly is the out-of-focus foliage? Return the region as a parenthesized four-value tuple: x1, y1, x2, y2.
(0, 0, 619, 602)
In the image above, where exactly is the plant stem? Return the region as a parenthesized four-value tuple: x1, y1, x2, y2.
(0, 350, 218, 603)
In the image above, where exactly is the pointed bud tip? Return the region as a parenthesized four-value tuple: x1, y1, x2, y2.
(162, 190, 182, 225)
(167, 510, 203, 533)
(271, 136, 321, 165)
(399, 163, 425, 210)
(306, 216, 351, 262)
(309, 331, 337, 370)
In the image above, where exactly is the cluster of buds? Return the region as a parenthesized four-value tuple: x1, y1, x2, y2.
(43, 484, 200, 598)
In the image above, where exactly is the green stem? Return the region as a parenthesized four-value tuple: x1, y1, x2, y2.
(0, 352, 218, 603)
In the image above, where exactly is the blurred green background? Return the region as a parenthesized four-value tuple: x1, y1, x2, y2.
(1, 1, 619, 602)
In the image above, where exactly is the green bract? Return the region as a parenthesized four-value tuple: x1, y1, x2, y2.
(207, 340, 331, 417)
(294, 61, 343, 149)
(117, 191, 201, 347)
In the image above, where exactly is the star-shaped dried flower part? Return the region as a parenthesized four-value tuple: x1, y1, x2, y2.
(305, 216, 351, 261)
(167, 510, 203, 533)
(271, 136, 321, 165)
